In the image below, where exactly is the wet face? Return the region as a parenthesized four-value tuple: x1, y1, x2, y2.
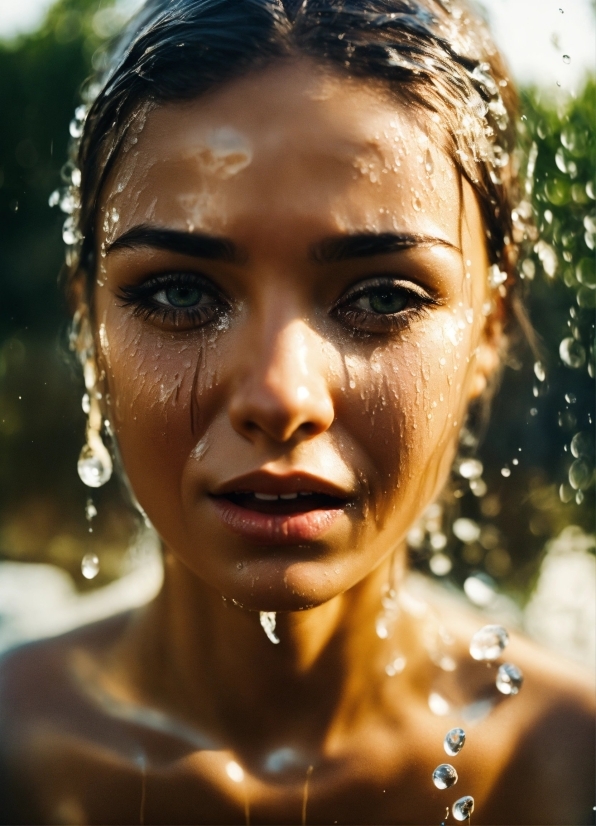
(93, 60, 495, 611)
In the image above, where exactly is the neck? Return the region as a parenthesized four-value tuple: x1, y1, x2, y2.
(127, 547, 420, 755)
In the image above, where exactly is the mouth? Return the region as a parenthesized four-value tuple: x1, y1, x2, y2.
(208, 474, 352, 544)
(216, 490, 346, 516)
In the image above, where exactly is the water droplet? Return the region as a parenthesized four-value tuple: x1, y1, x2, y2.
(569, 459, 594, 491)
(424, 149, 434, 175)
(77, 441, 113, 488)
(259, 611, 280, 644)
(453, 518, 480, 543)
(48, 189, 60, 207)
(429, 553, 452, 576)
(469, 624, 509, 661)
(559, 482, 574, 503)
(577, 287, 596, 309)
(501, 466, 511, 478)
(496, 662, 523, 695)
(571, 431, 594, 459)
(576, 258, 596, 288)
(432, 763, 458, 789)
(562, 54, 571, 64)
(470, 478, 487, 497)
(226, 761, 244, 783)
(560, 338, 586, 368)
(544, 178, 569, 207)
(533, 362, 546, 382)
(385, 655, 406, 676)
(81, 393, 90, 414)
(489, 265, 507, 288)
(565, 393, 577, 404)
(576, 490, 585, 505)
(452, 796, 475, 821)
(81, 552, 99, 580)
(412, 194, 422, 211)
(85, 498, 97, 521)
(444, 727, 466, 757)
(458, 459, 483, 480)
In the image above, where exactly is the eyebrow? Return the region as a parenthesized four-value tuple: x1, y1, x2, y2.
(310, 232, 461, 263)
(106, 224, 244, 263)
(106, 225, 460, 264)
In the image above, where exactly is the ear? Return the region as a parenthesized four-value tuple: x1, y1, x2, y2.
(468, 306, 504, 400)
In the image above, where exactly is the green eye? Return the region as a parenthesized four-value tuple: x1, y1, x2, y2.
(164, 285, 202, 307)
(364, 288, 409, 314)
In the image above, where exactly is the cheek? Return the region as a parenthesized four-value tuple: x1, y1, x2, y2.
(97, 307, 221, 513)
(346, 311, 477, 523)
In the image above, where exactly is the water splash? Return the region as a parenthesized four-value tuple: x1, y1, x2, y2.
(259, 611, 280, 644)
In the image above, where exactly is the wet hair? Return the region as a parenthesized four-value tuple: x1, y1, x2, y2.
(64, 0, 524, 332)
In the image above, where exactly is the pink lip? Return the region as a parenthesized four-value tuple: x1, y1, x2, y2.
(209, 497, 345, 544)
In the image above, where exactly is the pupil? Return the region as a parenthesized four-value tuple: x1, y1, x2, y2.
(166, 285, 201, 308)
(369, 290, 407, 314)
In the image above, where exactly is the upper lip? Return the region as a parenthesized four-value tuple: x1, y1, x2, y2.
(210, 470, 353, 499)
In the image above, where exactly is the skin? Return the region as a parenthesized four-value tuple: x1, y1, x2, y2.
(0, 61, 593, 826)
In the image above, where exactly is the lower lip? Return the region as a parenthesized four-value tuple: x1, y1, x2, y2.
(209, 497, 345, 544)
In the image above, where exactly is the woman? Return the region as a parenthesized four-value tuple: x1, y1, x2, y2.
(0, 1, 593, 823)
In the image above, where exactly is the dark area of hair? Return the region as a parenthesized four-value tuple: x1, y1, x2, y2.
(72, 0, 525, 351)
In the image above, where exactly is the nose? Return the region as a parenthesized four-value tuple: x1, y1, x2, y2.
(228, 318, 335, 444)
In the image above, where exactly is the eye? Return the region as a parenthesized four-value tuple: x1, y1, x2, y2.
(155, 284, 206, 309)
(353, 287, 410, 315)
(333, 277, 439, 335)
(117, 272, 229, 330)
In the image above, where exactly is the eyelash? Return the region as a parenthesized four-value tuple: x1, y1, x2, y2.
(117, 273, 439, 334)
(333, 277, 440, 334)
(117, 272, 229, 329)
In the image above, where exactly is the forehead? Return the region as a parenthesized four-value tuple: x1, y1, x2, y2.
(102, 60, 464, 243)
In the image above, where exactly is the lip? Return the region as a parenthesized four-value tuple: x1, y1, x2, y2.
(209, 470, 352, 545)
(211, 470, 353, 499)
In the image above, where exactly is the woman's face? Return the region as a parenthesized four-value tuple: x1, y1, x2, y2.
(93, 60, 495, 611)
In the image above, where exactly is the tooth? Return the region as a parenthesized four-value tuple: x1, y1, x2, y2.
(254, 492, 279, 501)
(280, 493, 298, 500)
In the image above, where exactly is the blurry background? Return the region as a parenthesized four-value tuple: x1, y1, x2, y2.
(0, 0, 594, 662)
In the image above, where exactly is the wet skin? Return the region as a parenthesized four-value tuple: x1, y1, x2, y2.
(0, 61, 594, 825)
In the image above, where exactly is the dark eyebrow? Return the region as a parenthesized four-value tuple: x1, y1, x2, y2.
(106, 224, 245, 263)
(310, 232, 460, 263)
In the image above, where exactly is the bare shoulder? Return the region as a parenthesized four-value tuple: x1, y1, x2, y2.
(416, 576, 595, 824)
(0, 614, 132, 823)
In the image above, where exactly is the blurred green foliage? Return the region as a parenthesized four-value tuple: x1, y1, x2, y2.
(0, 0, 594, 597)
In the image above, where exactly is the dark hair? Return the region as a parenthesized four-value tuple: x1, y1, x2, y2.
(63, 0, 523, 329)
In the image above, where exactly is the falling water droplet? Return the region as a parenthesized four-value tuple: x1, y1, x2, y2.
(501, 466, 511, 478)
(496, 662, 523, 695)
(576, 490, 585, 505)
(452, 796, 475, 821)
(81, 552, 99, 580)
(458, 459, 483, 480)
(569, 459, 594, 491)
(533, 362, 546, 382)
(444, 727, 466, 757)
(259, 611, 280, 644)
(82, 393, 91, 414)
(562, 54, 571, 64)
(226, 761, 244, 783)
(432, 764, 458, 789)
(469, 624, 509, 661)
(571, 431, 594, 459)
(453, 518, 480, 543)
(565, 393, 577, 404)
(77, 442, 113, 488)
(85, 498, 97, 522)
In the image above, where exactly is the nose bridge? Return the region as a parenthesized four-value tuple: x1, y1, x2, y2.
(229, 309, 335, 443)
